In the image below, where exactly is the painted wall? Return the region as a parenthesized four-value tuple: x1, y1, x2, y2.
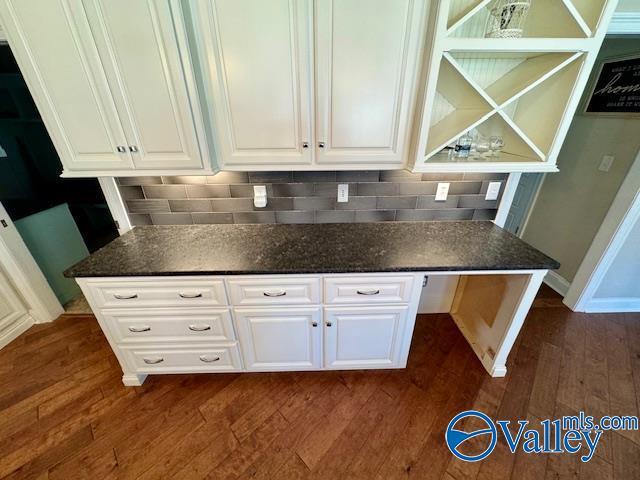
(522, 37, 640, 282)
(594, 213, 640, 298)
(616, 0, 640, 12)
(15, 203, 89, 305)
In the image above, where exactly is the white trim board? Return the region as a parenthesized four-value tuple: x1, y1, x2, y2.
(608, 12, 640, 34)
(544, 270, 571, 297)
(0, 314, 34, 349)
(494, 173, 521, 228)
(0, 203, 63, 323)
(98, 178, 132, 235)
(581, 297, 640, 313)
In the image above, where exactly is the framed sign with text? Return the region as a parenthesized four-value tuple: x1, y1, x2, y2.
(584, 54, 640, 117)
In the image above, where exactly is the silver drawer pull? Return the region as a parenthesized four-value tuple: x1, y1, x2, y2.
(143, 357, 164, 365)
(356, 289, 380, 295)
(263, 290, 286, 297)
(179, 292, 203, 299)
(188, 324, 212, 332)
(114, 293, 138, 300)
(128, 326, 151, 333)
(199, 355, 220, 363)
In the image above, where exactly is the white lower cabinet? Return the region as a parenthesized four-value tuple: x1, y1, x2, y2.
(323, 306, 408, 369)
(234, 307, 322, 372)
(78, 273, 423, 385)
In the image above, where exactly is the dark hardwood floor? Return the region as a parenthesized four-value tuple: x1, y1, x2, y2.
(1, 285, 639, 479)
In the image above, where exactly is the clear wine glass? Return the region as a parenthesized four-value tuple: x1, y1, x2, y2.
(489, 136, 504, 157)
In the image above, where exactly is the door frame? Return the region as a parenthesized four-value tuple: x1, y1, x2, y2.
(564, 148, 640, 312)
(0, 203, 63, 325)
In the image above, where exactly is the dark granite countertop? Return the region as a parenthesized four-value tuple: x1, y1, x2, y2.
(64, 222, 559, 278)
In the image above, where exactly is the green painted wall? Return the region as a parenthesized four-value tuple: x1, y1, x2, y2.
(15, 203, 89, 305)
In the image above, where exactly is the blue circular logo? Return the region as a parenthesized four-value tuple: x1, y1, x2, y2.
(445, 410, 497, 462)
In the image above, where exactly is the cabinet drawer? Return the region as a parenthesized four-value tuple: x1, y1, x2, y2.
(324, 275, 415, 304)
(227, 277, 320, 306)
(101, 308, 235, 344)
(122, 343, 242, 373)
(86, 277, 228, 308)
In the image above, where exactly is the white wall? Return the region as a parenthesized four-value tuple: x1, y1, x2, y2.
(594, 213, 640, 298)
(616, 0, 640, 12)
(521, 38, 640, 282)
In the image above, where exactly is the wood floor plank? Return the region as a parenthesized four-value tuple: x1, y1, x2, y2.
(528, 341, 563, 420)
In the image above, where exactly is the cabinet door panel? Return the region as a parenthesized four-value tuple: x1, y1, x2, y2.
(0, 0, 132, 171)
(85, 0, 203, 169)
(324, 306, 408, 369)
(234, 307, 321, 371)
(197, 0, 312, 166)
(315, 0, 424, 166)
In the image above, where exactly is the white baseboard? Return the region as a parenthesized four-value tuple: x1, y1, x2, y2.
(544, 271, 570, 297)
(582, 297, 640, 313)
(0, 314, 34, 350)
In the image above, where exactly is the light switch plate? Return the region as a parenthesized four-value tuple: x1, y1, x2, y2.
(435, 182, 450, 201)
(485, 181, 502, 201)
(599, 155, 614, 172)
(337, 184, 349, 203)
(253, 185, 267, 208)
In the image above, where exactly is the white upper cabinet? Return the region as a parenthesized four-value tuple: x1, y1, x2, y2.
(0, 0, 208, 176)
(315, 0, 426, 166)
(0, 0, 133, 172)
(83, 0, 204, 170)
(192, 0, 426, 170)
(194, 0, 313, 168)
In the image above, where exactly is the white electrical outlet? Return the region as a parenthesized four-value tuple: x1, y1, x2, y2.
(599, 155, 614, 172)
(485, 181, 502, 201)
(337, 183, 349, 202)
(435, 182, 450, 201)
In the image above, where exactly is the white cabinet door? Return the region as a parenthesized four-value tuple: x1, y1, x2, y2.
(323, 306, 408, 369)
(234, 307, 321, 371)
(315, 0, 425, 166)
(0, 267, 28, 340)
(83, 0, 203, 170)
(0, 0, 133, 172)
(195, 0, 313, 167)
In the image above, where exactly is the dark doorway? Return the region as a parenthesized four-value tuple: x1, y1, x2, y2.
(0, 43, 118, 307)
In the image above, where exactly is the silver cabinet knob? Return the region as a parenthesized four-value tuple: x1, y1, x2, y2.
(199, 355, 220, 363)
(179, 292, 203, 299)
(114, 293, 138, 300)
(143, 357, 164, 364)
(302, 142, 309, 148)
(116, 146, 127, 153)
(129, 145, 139, 152)
(188, 324, 212, 332)
(318, 142, 325, 148)
(128, 326, 151, 333)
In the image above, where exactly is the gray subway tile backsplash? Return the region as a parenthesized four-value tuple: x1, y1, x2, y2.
(192, 212, 234, 224)
(275, 211, 315, 224)
(233, 211, 276, 224)
(168, 199, 213, 212)
(142, 185, 187, 199)
(186, 184, 231, 198)
(150, 213, 193, 225)
(316, 210, 355, 223)
(119, 170, 505, 225)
